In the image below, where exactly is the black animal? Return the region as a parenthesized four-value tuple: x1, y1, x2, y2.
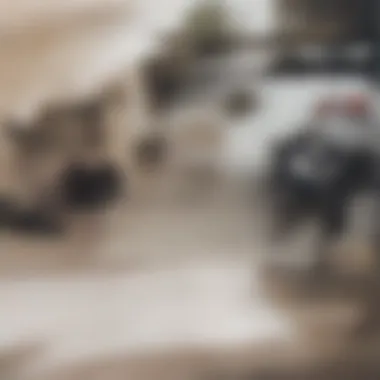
(266, 127, 377, 275)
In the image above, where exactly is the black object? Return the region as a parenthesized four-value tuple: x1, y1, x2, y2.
(10, 208, 63, 235)
(0, 197, 63, 235)
(62, 163, 123, 210)
(267, 130, 376, 273)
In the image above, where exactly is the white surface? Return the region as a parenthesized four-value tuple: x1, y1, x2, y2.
(0, 259, 294, 377)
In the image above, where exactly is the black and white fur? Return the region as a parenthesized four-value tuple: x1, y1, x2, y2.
(266, 114, 378, 275)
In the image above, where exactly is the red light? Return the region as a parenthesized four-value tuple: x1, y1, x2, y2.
(344, 94, 370, 116)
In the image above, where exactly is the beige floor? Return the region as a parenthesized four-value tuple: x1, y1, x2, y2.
(0, 168, 376, 380)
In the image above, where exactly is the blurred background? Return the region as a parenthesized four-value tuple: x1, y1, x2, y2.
(1, 1, 380, 379)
